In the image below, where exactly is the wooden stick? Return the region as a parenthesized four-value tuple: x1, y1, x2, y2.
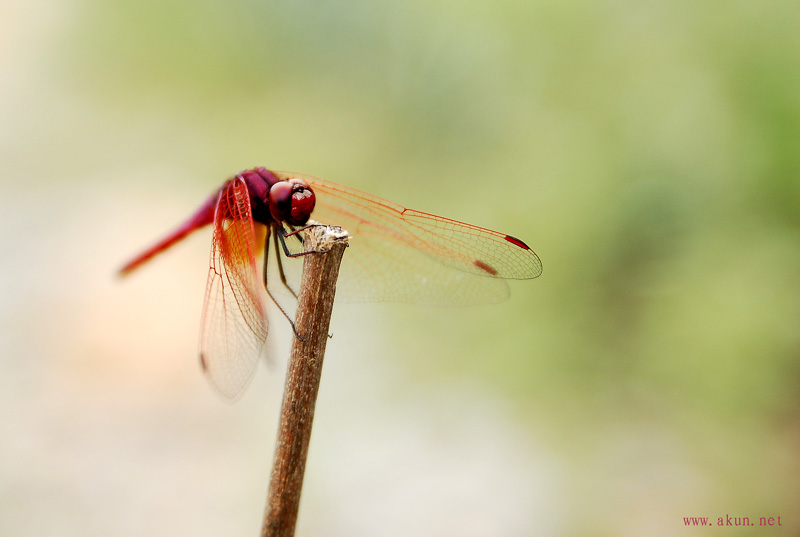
(262, 224, 349, 537)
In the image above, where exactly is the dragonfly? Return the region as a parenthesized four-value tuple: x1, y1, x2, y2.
(119, 167, 542, 398)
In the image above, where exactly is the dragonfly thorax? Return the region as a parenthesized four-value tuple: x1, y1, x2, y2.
(239, 167, 316, 227)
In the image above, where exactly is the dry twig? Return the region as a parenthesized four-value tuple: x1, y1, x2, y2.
(262, 224, 349, 537)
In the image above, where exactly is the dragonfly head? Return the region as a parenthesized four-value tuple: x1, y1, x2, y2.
(268, 177, 316, 226)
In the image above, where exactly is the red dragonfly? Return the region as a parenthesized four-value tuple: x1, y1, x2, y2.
(120, 167, 542, 398)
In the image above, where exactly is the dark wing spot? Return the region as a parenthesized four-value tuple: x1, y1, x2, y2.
(474, 259, 498, 276)
(199, 353, 208, 371)
(504, 234, 530, 250)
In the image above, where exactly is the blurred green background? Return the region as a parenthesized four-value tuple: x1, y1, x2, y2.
(2, 0, 799, 535)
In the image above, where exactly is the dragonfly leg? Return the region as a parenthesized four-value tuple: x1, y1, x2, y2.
(277, 224, 336, 341)
(261, 225, 271, 290)
(262, 225, 306, 342)
(278, 224, 330, 257)
(273, 230, 299, 299)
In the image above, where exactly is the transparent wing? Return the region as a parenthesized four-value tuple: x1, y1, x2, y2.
(275, 171, 542, 306)
(199, 178, 268, 398)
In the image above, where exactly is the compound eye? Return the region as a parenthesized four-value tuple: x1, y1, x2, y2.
(268, 178, 315, 226)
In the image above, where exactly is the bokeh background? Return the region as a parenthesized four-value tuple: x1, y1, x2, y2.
(2, 0, 799, 535)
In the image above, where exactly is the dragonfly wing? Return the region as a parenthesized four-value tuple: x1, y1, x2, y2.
(277, 172, 542, 305)
(200, 178, 268, 398)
